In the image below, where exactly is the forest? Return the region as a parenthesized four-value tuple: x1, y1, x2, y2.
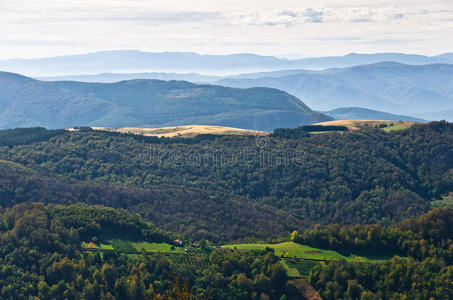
(0, 122, 451, 240)
(0, 202, 305, 300)
(0, 122, 452, 299)
(303, 209, 453, 299)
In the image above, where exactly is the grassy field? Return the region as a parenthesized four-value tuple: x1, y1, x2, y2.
(281, 260, 301, 277)
(222, 242, 381, 262)
(315, 120, 417, 131)
(382, 124, 412, 132)
(81, 239, 185, 254)
(281, 260, 319, 277)
(131, 241, 186, 253)
(91, 125, 269, 138)
(81, 241, 114, 250)
(432, 193, 453, 207)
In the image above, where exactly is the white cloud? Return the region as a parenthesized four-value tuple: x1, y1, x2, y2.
(0, 0, 452, 59)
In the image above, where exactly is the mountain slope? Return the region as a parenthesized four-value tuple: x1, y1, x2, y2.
(0, 72, 331, 131)
(217, 62, 453, 119)
(325, 107, 426, 122)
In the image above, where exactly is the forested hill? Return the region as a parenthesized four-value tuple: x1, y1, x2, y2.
(0, 202, 313, 299)
(0, 71, 330, 131)
(0, 122, 451, 241)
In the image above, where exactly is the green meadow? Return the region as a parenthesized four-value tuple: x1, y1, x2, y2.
(222, 242, 382, 262)
(81, 239, 185, 254)
(432, 193, 453, 207)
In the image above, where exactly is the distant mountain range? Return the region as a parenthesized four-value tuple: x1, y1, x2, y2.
(216, 62, 453, 121)
(0, 71, 331, 131)
(38, 72, 220, 83)
(2, 50, 453, 76)
(324, 107, 426, 122)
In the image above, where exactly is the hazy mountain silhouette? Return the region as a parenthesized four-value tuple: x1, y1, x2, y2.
(217, 62, 453, 120)
(0, 71, 331, 130)
(325, 107, 425, 122)
(1, 50, 452, 76)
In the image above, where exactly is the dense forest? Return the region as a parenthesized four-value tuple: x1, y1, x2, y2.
(0, 122, 451, 241)
(302, 209, 453, 299)
(0, 202, 305, 299)
(1, 204, 453, 299)
(0, 123, 452, 299)
(271, 125, 348, 139)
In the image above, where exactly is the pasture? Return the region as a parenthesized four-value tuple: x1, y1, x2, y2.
(82, 239, 185, 254)
(91, 125, 268, 138)
(222, 242, 381, 262)
(315, 120, 417, 131)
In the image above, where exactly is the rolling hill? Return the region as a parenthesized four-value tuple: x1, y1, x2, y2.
(0, 71, 331, 131)
(217, 62, 453, 120)
(2, 122, 451, 231)
(315, 120, 418, 131)
(92, 125, 268, 138)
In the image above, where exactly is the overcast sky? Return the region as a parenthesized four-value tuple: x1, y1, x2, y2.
(1, 0, 453, 59)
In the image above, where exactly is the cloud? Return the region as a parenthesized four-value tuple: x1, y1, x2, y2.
(219, 6, 453, 27)
(393, 13, 405, 20)
(85, 11, 223, 24)
(303, 8, 324, 23)
(1, 0, 453, 59)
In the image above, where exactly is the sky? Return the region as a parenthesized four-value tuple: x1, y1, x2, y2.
(1, 0, 453, 59)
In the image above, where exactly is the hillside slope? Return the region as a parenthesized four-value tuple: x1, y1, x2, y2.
(0, 159, 303, 241)
(0, 72, 331, 131)
(1, 122, 451, 232)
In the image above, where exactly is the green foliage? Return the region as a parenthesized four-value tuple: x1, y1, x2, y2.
(298, 208, 453, 263)
(0, 202, 304, 299)
(0, 122, 451, 242)
(309, 257, 453, 300)
(0, 127, 64, 147)
(223, 242, 378, 262)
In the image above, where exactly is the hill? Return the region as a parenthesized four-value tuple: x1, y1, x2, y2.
(0, 201, 319, 299)
(2, 50, 452, 76)
(314, 120, 418, 131)
(1, 202, 452, 299)
(0, 71, 331, 131)
(217, 62, 453, 120)
(0, 159, 303, 242)
(0, 124, 452, 299)
(92, 125, 269, 137)
(1, 122, 451, 235)
(324, 107, 426, 122)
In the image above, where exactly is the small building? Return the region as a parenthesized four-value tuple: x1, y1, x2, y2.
(175, 239, 183, 246)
